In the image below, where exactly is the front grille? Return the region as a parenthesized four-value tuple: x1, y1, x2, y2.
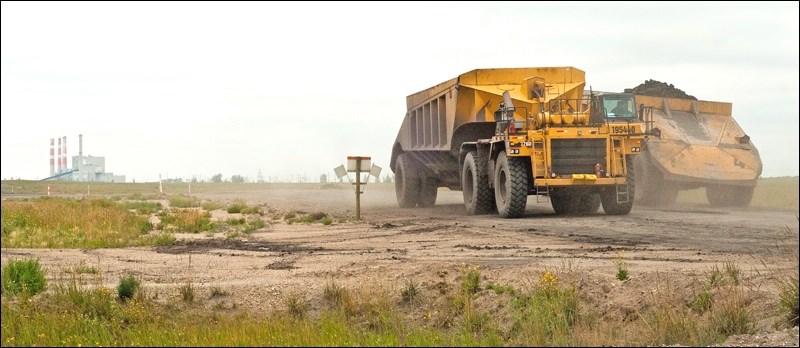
(551, 139, 606, 175)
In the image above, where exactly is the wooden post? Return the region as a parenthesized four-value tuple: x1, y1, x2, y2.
(355, 158, 361, 220)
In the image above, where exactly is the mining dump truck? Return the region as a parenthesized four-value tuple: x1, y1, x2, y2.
(631, 92, 762, 207)
(390, 67, 646, 217)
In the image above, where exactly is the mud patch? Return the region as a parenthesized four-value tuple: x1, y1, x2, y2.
(266, 259, 297, 270)
(454, 244, 518, 250)
(155, 239, 327, 254)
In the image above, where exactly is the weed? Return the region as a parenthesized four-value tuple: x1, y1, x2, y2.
(486, 281, 516, 295)
(710, 287, 753, 336)
(123, 201, 163, 214)
(180, 282, 195, 303)
(69, 264, 98, 275)
(723, 261, 740, 285)
(201, 201, 224, 211)
(243, 219, 266, 233)
(168, 194, 201, 208)
(146, 232, 176, 246)
(285, 292, 309, 319)
(323, 278, 352, 311)
(157, 208, 213, 233)
(1, 258, 47, 296)
(401, 279, 418, 303)
(209, 286, 228, 298)
(691, 289, 713, 313)
(707, 265, 724, 288)
(309, 212, 327, 220)
(321, 217, 334, 225)
(226, 199, 248, 214)
(460, 264, 481, 295)
(615, 250, 629, 281)
(117, 274, 141, 301)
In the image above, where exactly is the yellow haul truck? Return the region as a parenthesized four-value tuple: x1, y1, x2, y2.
(390, 67, 646, 218)
(633, 95, 762, 207)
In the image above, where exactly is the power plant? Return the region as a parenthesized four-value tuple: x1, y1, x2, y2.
(43, 134, 126, 183)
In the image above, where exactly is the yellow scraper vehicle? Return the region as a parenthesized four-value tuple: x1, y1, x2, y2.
(390, 67, 646, 217)
(632, 92, 762, 207)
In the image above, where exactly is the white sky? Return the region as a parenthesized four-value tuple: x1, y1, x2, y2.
(2, 1, 798, 182)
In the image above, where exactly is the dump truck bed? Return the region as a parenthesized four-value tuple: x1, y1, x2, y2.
(636, 95, 762, 186)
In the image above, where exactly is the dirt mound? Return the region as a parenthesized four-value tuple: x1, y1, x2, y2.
(624, 79, 697, 100)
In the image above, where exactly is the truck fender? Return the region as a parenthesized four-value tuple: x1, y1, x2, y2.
(486, 142, 505, 187)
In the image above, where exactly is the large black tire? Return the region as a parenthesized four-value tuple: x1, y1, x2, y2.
(550, 189, 578, 215)
(601, 155, 635, 215)
(462, 151, 493, 215)
(706, 184, 754, 207)
(634, 152, 678, 206)
(418, 177, 438, 207)
(494, 152, 529, 218)
(551, 190, 600, 215)
(577, 193, 602, 214)
(395, 154, 420, 208)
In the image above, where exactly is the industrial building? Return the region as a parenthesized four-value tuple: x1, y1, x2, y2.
(43, 134, 126, 183)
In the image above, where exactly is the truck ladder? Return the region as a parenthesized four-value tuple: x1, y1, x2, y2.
(615, 183, 630, 204)
(534, 183, 550, 203)
(611, 139, 630, 204)
(531, 139, 546, 178)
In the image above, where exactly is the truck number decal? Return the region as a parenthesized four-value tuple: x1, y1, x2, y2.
(612, 126, 636, 134)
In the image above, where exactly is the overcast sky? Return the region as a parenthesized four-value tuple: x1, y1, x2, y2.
(2, 1, 798, 183)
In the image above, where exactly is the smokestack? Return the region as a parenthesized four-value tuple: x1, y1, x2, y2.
(49, 138, 55, 176)
(79, 134, 83, 158)
(63, 136, 67, 171)
(57, 137, 62, 173)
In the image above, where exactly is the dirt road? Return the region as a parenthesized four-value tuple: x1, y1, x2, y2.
(2, 184, 798, 345)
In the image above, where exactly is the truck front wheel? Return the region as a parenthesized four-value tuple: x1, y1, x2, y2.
(395, 154, 420, 208)
(462, 151, 493, 215)
(601, 155, 635, 215)
(494, 152, 528, 218)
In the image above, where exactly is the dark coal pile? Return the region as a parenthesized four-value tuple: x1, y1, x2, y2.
(624, 79, 697, 100)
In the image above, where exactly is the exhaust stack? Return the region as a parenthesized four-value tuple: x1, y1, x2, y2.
(63, 136, 67, 172)
(57, 137, 62, 173)
(49, 138, 55, 176)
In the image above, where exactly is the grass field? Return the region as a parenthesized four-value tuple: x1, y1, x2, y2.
(2, 176, 797, 211)
(1, 177, 797, 346)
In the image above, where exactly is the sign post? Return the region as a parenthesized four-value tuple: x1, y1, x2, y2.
(334, 156, 382, 220)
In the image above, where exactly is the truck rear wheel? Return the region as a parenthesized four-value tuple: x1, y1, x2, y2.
(395, 154, 420, 208)
(462, 151, 493, 215)
(578, 193, 602, 214)
(551, 190, 600, 215)
(601, 155, 635, 215)
(706, 184, 754, 207)
(418, 178, 438, 207)
(494, 152, 528, 218)
(550, 189, 578, 215)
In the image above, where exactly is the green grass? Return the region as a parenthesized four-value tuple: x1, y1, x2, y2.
(0, 263, 779, 347)
(1, 197, 153, 248)
(122, 200, 163, 214)
(168, 194, 201, 208)
(1, 258, 47, 296)
(157, 209, 213, 233)
(117, 275, 141, 301)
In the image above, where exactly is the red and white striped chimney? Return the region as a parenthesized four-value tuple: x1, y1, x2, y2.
(57, 137, 62, 173)
(49, 138, 55, 176)
(63, 136, 67, 171)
